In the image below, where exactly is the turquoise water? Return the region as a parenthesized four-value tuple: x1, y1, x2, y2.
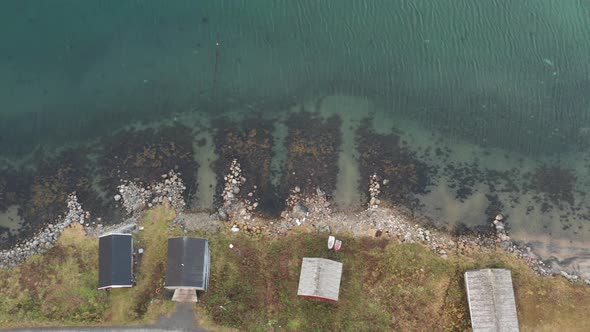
(1, 1, 589, 155)
(1, 1, 590, 275)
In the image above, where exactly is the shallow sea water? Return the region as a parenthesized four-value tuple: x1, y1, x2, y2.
(1, 1, 589, 276)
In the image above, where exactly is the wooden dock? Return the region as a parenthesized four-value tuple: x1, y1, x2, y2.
(465, 269, 519, 332)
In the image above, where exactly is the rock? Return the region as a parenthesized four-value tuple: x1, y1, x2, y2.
(404, 232, 413, 242)
(560, 271, 579, 282)
(499, 241, 511, 249)
(114, 194, 122, 201)
(382, 179, 389, 185)
(232, 186, 240, 194)
(495, 214, 504, 221)
(218, 209, 228, 221)
(292, 203, 308, 218)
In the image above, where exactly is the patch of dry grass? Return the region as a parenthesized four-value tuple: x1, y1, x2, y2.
(200, 233, 590, 331)
(0, 223, 108, 328)
(2, 206, 589, 330)
(107, 200, 182, 324)
(507, 256, 589, 332)
(0, 202, 183, 328)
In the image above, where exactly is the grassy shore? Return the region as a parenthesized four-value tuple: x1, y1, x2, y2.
(0, 202, 182, 328)
(200, 229, 590, 331)
(1, 203, 589, 331)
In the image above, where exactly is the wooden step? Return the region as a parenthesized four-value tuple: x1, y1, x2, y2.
(172, 289, 198, 302)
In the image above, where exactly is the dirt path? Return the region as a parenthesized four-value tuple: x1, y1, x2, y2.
(3, 303, 207, 332)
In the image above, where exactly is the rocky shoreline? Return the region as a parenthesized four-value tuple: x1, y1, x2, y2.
(0, 193, 87, 268)
(0, 170, 187, 268)
(2, 164, 589, 287)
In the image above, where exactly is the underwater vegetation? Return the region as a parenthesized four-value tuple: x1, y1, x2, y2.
(212, 117, 278, 215)
(0, 149, 108, 249)
(0, 168, 31, 214)
(29, 151, 91, 217)
(98, 125, 198, 199)
(285, 111, 342, 196)
(26, 149, 106, 233)
(529, 165, 576, 206)
(356, 119, 430, 210)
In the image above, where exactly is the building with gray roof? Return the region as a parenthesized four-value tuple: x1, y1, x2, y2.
(297, 257, 343, 302)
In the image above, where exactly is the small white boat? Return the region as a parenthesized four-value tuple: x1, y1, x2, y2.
(327, 236, 335, 249)
(334, 240, 342, 252)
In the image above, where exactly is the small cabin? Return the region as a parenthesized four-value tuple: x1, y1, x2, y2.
(297, 257, 343, 302)
(98, 233, 133, 290)
(165, 237, 210, 302)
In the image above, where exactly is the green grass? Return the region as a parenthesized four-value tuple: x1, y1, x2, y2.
(0, 223, 108, 328)
(0, 201, 182, 328)
(2, 205, 589, 331)
(199, 231, 590, 332)
(108, 201, 183, 324)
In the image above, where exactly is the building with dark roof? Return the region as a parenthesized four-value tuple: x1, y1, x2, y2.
(297, 257, 343, 302)
(98, 233, 133, 290)
(165, 237, 210, 291)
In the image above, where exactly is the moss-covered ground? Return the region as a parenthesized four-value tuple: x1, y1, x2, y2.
(0, 202, 182, 328)
(1, 203, 589, 331)
(200, 229, 590, 332)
